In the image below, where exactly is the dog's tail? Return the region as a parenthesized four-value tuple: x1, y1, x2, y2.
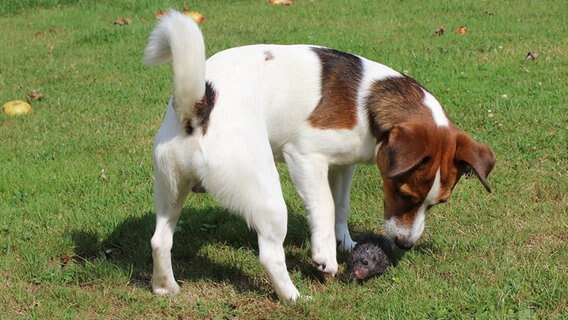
(143, 10, 205, 123)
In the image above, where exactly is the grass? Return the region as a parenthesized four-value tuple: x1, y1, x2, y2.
(1, 0, 567, 318)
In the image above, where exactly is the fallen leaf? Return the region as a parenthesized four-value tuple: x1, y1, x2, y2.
(154, 9, 167, 18)
(27, 90, 44, 101)
(60, 255, 75, 266)
(455, 26, 467, 35)
(525, 51, 539, 60)
(434, 26, 445, 36)
(48, 27, 63, 33)
(184, 10, 206, 24)
(182, 5, 206, 24)
(34, 31, 45, 37)
(114, 17, 131, 26)
(269, 0, 294, 5)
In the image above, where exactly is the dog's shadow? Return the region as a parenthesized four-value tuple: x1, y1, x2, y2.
(69, 200, 437, 296)
(69, 201, 319, 296)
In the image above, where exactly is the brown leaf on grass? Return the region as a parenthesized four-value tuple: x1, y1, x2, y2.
(48, 27, 64, 33)
(434, 26, 445, 36)
(269, 0, 294, 5)
(182, 5, 206, 24)
(525, 51, 539, 61)
(34, 27, 63, 38)
(114, 17, 131, 26)
(154, 9, 167, 18)
(59, 255, 75, 266)
(184, 10, 206, 24)
(27, 90, 44, 101)
(455, 26, 467, 35)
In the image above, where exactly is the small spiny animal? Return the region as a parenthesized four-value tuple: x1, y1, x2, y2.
(347, 234, 394, 282)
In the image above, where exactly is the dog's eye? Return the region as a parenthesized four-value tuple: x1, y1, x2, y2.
(397, 189, 415, 202)
(420, 156, 432, 166)
(362, 260, 369, 266)
(399, 192, 412, 200)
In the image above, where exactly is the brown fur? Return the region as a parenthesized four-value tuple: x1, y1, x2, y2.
(308, 47, 363, 129)
(186, 81, 217, 135)
(365, 76, 447, 142)
(367, 76, 495, 226)
(376, 123, 459, 222)
(264, 50, 274, 61)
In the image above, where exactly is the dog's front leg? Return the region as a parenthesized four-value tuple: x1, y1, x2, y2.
(284, 151, 338, 276)
(329, 165, 357, 252)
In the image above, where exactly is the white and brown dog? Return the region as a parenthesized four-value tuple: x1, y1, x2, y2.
(144, 11, 495, 301)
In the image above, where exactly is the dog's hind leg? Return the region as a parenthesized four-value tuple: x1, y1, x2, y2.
(329, 165, 357, 252)
(199, 121, 300, 300)
(255, 196, 301, 301)
(204, 164, 300, 300)
(150, 150, 191, 296)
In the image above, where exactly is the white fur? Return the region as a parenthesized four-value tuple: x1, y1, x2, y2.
(423, 91, 449, 126)
(144, 10, 205, 123)
(384, 169, 442, 245)
(144, 11, 442, 301)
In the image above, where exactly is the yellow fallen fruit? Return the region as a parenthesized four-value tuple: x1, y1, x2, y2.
(2, 100, 32, 116)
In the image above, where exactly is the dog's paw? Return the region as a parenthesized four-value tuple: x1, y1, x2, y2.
(337, 238, 357, 252)
(312, 252, 338, 276)
(278, 286, 301, 302)
(314, 258, 338, 276)
(311, 233, 339, 275)
(336, 227, 356, 252)
(152, 280, 181, 296)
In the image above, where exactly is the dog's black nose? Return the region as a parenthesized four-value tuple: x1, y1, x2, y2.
(394, 238, 414, 250)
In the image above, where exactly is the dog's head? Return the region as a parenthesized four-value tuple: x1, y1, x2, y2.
(376, 122, 495, 249)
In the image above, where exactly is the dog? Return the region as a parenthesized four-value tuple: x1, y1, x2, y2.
(143, 11, 495, 301)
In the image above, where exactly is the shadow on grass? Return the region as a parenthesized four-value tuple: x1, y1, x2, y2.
(69, 199, 435, 296)
(69, 200, 316, 296)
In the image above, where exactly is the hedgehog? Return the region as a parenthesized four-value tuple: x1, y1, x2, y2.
(347, 233, 394, 282)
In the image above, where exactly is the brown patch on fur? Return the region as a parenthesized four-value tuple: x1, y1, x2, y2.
(365, 76, 494, 243)
(377, 120, 494, 222)
(308, 47, 363, 129)
(185, 119, 194, 135)
(375, 122, 440, 219)
(186, 82, 217, 135)
(454, 132, 496, 192)
(264, 50, 274, 61)
(365, 76, 442, 142)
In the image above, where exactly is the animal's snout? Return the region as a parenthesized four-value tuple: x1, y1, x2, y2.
(353, 269, 362, 279)
(394, 237, 414, 250)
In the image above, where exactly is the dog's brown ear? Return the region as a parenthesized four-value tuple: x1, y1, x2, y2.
(455, 133, 495, 193)
(382, 123, 430, 178)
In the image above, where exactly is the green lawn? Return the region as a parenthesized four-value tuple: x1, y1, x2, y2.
(1, 0, 566, 318)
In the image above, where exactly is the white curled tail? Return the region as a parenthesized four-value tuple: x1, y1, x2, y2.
(143, 10, 206, 123)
